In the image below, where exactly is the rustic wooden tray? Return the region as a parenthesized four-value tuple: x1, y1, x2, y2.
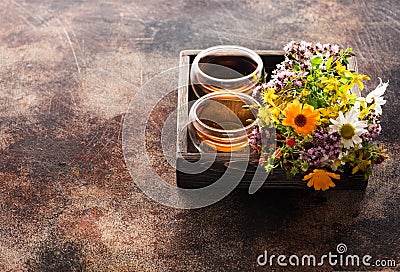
(176, 50, 367, 190)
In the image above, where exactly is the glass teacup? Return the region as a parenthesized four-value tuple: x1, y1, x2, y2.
(188, 92, 260, 153)
(190, 45, 263, 98)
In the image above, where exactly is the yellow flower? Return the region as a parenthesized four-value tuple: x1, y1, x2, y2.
(338, 90, 357, 105)
(350, 73, 370, 91)
(270, 106, 281, 123)
(352, 160, 371, 174)
(336, 62, 354, 78)
(261, 87, 278, 106)
(258, 107, 272, 125)
(319, 105, 339, 125)
(355, 99, 373, 119)
(335, 61, 347, 73)
(282, 100, 319, 135)
(321, 76, 341, 93)
(301, 88, 309, 97)
(303, 169, 340, 191)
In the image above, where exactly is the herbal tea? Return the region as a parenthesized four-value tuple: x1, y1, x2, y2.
(190, 46, 263, 97)
(197, 98, 254, 129)
(198, 55, 258, 79)
(190, 93, 258, 152)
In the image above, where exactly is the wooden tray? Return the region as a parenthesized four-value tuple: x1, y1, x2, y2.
(176, 50, 367, 190)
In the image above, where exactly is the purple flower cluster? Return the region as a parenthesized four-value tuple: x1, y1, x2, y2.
(361, 123, 382, 142)
(252, 83, 266, 101)
(266, 69, 305, 93)
(249, 126, 275, 153)
(262, 41, 343, 94)
(249, 126, 262, 150)
(283, 41, 341, 66)
(300, 129, 341, 167)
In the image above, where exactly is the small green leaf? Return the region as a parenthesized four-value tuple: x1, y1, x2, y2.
(301, 162, 309, 172)
(326, 56, 333, 70)
(310, 56, 323, 67)
(252, 73, 259, 81)
(290, 166, 299, 176)
(306, 98, 318, 109)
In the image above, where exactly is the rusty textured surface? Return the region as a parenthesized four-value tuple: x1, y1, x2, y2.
(0, 0, 399, 271)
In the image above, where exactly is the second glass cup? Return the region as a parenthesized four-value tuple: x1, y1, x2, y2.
(190, 45, 263, 97)
(188, 92, 261, 153)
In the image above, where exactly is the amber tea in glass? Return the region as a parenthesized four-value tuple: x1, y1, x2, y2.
(190, 45, 263, 97)
(189, 92, 260, 153)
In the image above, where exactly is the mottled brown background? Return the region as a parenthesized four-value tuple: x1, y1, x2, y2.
(0, 0, 399, 271)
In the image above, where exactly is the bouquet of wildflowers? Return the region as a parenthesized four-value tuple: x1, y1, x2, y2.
(250, 41, 388, 191)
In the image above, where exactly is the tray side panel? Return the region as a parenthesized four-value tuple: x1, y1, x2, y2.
(177, 153, 368, 190)
(176, 52, 190, 153)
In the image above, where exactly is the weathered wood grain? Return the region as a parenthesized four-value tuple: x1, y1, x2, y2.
(177, 53, 190, 153)
(176, 153, 367, 189)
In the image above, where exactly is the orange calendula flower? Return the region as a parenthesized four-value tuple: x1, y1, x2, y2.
(303, 169, 340, 191)
(282, 100, 319, 135)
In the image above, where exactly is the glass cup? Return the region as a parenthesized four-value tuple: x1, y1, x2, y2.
(190, 45, 264, 98)
(188, 92, 261, 153)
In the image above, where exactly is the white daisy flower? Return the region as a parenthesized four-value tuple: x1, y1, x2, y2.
(353, 96, 368, 112)
(329, 150, 346, 171)
(329, 107, 368, 149)
(353, 99, 362, 110)
(365, 77, 388, 115)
